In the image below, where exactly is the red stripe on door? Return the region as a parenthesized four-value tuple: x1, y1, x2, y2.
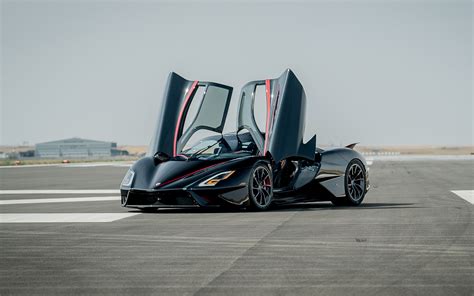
(264, 79, 271, 154)
(173, 80, 199, 156)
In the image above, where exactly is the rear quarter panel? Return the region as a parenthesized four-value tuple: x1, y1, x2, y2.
(316, 147, 368, 198)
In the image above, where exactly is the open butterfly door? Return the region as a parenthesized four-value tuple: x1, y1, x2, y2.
(237, 69, 316, 163)
(149, 72, 233, 157)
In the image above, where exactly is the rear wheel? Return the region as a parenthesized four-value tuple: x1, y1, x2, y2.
(248, 162, 273, 211)
(332, 159, 366, 206)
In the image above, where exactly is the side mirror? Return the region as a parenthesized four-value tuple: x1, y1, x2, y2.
(153, 151, 170, 164)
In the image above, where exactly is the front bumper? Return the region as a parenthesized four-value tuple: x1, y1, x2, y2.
(121, 184, 247, 209)
(122, 189, 201, 208)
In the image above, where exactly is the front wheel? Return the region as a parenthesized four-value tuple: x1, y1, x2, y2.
(332, 159, 367, 206)
(248, 162, 273, 211)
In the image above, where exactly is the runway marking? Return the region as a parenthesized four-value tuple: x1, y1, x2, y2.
(0, 213, 139, 223)
(0, 162, 132, 169)
(451, 190, 474, 204)
(65, 163, 132, 168)
(0, 196, 120, 205)
(368, 155, 473, 161)
(0, 189, 119, 195)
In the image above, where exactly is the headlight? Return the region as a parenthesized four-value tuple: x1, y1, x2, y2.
(121, 169, 135, 187)
(199, 171, 235, 187)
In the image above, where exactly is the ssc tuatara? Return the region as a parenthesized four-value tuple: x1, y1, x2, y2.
(121, 69, 369, 211)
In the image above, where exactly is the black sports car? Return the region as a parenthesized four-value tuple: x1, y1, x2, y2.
(120, 69, 369, 211)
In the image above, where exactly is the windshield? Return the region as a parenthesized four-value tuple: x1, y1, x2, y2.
(179, 133, 257, 160)
(182, 139, 222, 158)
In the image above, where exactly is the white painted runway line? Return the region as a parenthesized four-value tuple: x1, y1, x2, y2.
(370, 155, 474, 161)
(65, 163, 132, 168)
(0, 196, 120, 205)
(0, 162, 133, 169)
(451, 190, 474, 204)
(0, 213, 139, 223)
(0, 189, 119, 195)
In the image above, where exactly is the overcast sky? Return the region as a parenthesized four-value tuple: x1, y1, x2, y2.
(1, 0, 472, 146)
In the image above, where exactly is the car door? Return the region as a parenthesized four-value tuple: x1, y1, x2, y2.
(237, 69, 316, 163)
(149, 72, 233, 157)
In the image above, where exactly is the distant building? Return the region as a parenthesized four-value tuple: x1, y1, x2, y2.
(35, 138, 126, 158)
(19, 150, 35, 157)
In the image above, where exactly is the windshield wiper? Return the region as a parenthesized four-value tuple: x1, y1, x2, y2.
(189, 138, 223, 159)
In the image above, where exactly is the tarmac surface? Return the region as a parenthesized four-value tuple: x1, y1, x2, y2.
(0, 159, 473, 295)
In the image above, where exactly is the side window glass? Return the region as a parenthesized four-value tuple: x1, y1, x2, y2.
(192, 85, 229, 128)
(253, 84, 267, 134)
(178, 84, 231, 153)
(183, 86, 205, 131)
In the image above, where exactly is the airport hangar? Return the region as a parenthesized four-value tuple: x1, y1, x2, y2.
(35, 138, 126, 158)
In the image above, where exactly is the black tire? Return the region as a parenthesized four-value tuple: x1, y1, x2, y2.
(331, 159, 367, 206)
(248, 161, 273, 211)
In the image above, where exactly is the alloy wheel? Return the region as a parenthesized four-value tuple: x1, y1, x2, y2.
(251, 166, 273, 207)
(346, 162, 366, 202)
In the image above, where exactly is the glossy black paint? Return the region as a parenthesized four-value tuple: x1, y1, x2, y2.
(122, 155, 262, 208)
(121, 69, 370, 209)
(148, 73, 193, 157)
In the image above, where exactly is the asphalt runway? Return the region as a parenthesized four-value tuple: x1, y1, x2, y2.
(0, 160, 473, 295)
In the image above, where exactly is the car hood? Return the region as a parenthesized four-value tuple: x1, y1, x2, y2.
(130, 157, 230, 190)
